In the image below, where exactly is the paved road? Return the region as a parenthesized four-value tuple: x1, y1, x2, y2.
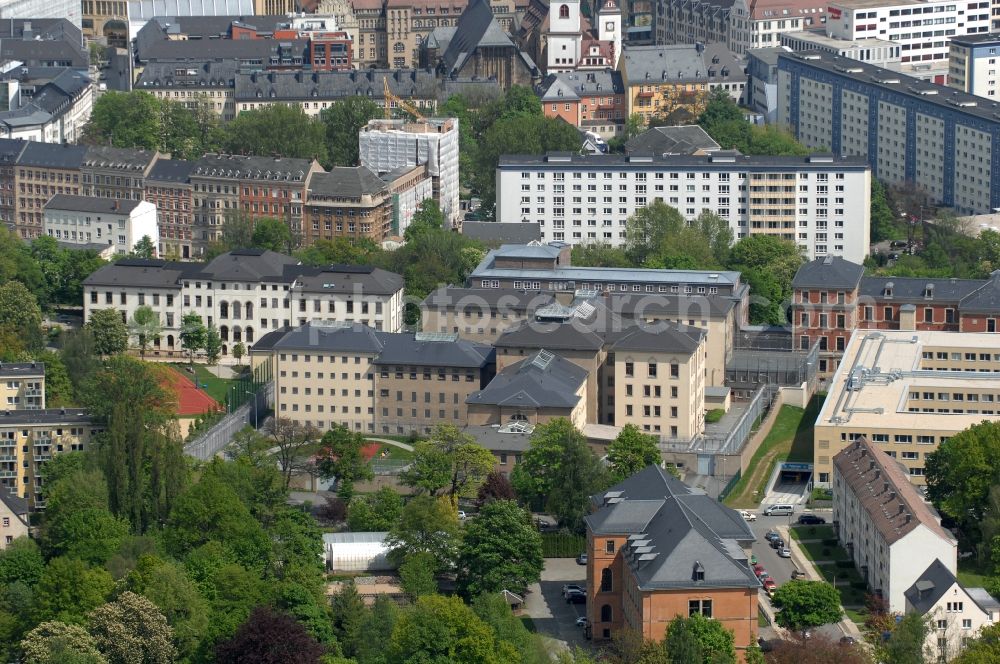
(748, 510, 848, 643)
(761, 481, 809, 507)
(523, 558, 591, 656)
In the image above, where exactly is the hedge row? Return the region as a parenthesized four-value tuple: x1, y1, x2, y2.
(541, 532, 586, 558)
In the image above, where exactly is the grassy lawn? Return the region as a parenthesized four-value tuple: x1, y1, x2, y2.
(758, 613, 770, 628)
(789, 524, 836, 542)
(368, 443, 414, 461)
(724, 395, 824, 509)
(958, 560, 993, 588)
(171, 363, 235, 405)
(797, 540, 850, 562)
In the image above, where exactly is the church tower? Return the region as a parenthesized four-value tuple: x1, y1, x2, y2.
(597, 0, 622, 69)
(546, 0, 582, 73)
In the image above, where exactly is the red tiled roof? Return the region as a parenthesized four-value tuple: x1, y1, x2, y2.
(160, 366, 222, 418)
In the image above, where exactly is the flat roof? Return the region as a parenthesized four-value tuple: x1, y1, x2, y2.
(818, 330, 1000, 432)
(781, 30, 897, 50)
(498, 151, 870, 169)
(0, 408, 93, 426)
(951, 33, 1000, 46)
(829, 0, 921, 8)
(0, 362, 44, 377)
(778, 51, 1000, 126)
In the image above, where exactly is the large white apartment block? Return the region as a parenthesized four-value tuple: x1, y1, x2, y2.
(778, 51, 1000, 214)
(82, 249, 405, 357)
(948, 33, 1000, 98)
(44, 195, 158, 256)
(833, 436, 958, 614)
(495, 151, 872, 263)
(826, 0, 991, 65)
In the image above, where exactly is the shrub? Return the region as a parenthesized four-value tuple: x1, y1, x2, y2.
(317, 495, 347, 524)
(705, 409, 725, 423)
(540, 532, 585, 558)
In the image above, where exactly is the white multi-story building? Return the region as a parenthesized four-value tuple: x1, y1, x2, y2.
(778, 50, 1000, 214)
(780, 30, 902, 66)
(44, 195, 158, 256)
(833, 437, 958, 614)
(358, 118, 460, 230)
(826, 0, 991, 66)
(495, 151, 872, 263)
(948, 33, 1000, 98)
(82, 249, 405, 357)
(728, 0, 828, 55)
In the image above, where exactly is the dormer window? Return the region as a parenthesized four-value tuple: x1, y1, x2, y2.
(924, 283, 934, 299)
(883, 281, 894, 298)
(693, 561, 705, 581)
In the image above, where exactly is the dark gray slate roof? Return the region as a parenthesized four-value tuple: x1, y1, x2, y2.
(463, 424, 534, 452)
(45, 195, 143, 214)
(441, 0, 532, 75)
(585, 465, 758, 591)
(622, 42, 744, 85)
(422, 286, 554, 312)
(626, 125, 721, 155)
(192, 154, 314, 182)
(462, 221, 541, 244)
(201, 249, 299, 281)
(0, 39, 87, 69)
(234, 69, 439, 102)
(83, 259, 192, 289)
(0, 489, 28, 520)
(0, 139, 26, 163)
(466, 350, 587, 409)
(904, 559, 957, 615)
(792, 256, 865, 289)
(84, 146, 159, 170)
(16, 141, 85, 169)
(607, 322, 705, 354)
(859, 276, 986, 303)
(494, 319, 606, 351)
(0, 362, 44, 377)
(307, 168, 387, 199)
(295, 265, 404, 296)
(139, 37, 308, 65)
(0, 408, 93, 425)
(147, 158, 195, 183)
(958, 272, 1000, 314)
(136, 60, 238, 90)
(273, 322, 386, 354)
(611, 293, 736, 318)
(374, 335, 494, 368)
(135, 14, 288, 60)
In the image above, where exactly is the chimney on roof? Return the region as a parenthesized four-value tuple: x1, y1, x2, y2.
(869, 460, 875, 471)
(898, 504, 905, 515)
(906, 514, 912, 524)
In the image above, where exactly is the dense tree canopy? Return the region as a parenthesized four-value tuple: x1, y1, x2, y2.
(771, 580, 843, 631)
(224, 104, 328, 164)
(457, 500, 543, 597)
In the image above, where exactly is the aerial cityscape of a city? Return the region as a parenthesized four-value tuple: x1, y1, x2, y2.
(2, 0, 1000, 660)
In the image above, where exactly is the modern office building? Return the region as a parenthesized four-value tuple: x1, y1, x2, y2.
(44, 195, 158, 255)
(779, 31, 901, 65)
(825, 0, 990, 66)
(0, 362, 45, 410)
(359, 118, 460, 228)
(82, 249, 406, 356)
(584, 466, 759, 651)
(948, 33, 1000, 98)
(833, 437, 958, 613)
(815, 330, 1000, 487)
(777, 50, 1000, 214)
(495, 151, 872, 262)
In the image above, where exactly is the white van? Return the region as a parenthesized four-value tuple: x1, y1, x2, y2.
(763, 504, 794, 516)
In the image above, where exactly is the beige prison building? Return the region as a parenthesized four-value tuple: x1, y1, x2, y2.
(815, 329, 1000, 487)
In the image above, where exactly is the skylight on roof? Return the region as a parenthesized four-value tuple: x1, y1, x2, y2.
(532, 349, 555, 370)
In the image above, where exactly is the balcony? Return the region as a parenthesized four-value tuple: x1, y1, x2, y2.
(0, 470, 16, 478)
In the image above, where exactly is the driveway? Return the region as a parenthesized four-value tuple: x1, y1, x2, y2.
(524, 558, 591, 655)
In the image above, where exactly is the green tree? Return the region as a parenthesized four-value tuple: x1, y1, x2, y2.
(607, 424, 661, 481)
(320, 96, 383, 167)
(316, 425, 375, 499)
(331, 580, 366, 658)
(400, 424, 495, 499)
(126, 556, 210, 662)
(83, 91, 163, 150)
(203, 324, 222, 366)
(347, 486, 404, 532)
(457, 499, 543, 597)
(33, 557, 114, 624)
(727, 234, 803, 325)
(61, 329, 101, 402)
(179, 313, 206, 364)
(20, 621, 107, 664)
(128, 305, 162, 359)
(571, 243, 632, 267)
(954, 622, 1000, 663)
(925, 420, 1000, 550)
(267, 507, 325, 585)
(232, 342, 246, 365)
(771, 580, 843, 631)
(295, 237, 382, 266)
(225, 104, 328, 163)
(399, 551, 438, 601)
(131, 235, 156, 259)
(355, 596, 400, 664)
(510, 418, 610, 530)
(266, 417, 321, 491)
(86, 309, 128, 357)
(404, 199, 445, 242)
(471, 593, 548, 664)
(882, 612, 929, 664)
(43, 507, 130, 565)
(87, 591, 176, 664)
(476, 470, 516, 506)
(219, 211, 255, 250)
(215, 606, 324, 664)
(664, 613, 735, 664)
(386, 494, 460, 570)
(388, 594, 509, 664)
(0, 537, 44, 585)
(870, 179, 900, 242)
(0, 280, 44, 354)
(35, 351, 72, 407)
(251, 217, 293, 253)
(624, 200, 688, 266)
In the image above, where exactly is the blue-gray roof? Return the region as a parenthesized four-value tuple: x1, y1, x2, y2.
(466, 350, 587, 409)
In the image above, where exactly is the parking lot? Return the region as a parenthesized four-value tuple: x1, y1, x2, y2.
(523, 558, 591, 654)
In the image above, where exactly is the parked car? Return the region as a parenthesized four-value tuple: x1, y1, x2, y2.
(888, 252, 900, 261)
(798, 514, 826, 525)
(757, 637, 774, 653)
(890, 240, 908, 248)
(764, 504, 794, 516)
(840, 636, 858, 646)
(763, 578, 777, 594)
(750, 554, 757, 565)
(779, 547, 792, 558)
(770, 537, 785, 550)
(566, 590, 586, 604)
(752, 564, 766, 577)
(562, 584, 585, 597)
(576, 553, 588, 565)
(764, 530, 781, 542)
(575, 616, 589, 627)
(739, 510, 757, 522)
(791, 570, 806, 579)
(457, 511, 467, 520)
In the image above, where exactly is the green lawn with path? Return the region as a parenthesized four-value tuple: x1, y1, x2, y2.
(723, 395, 823, 508)
(369, 443, 414, 461)
(789, 525, 867, 620)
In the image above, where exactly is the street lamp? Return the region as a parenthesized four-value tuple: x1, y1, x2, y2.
(243, 388, 259, 430)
